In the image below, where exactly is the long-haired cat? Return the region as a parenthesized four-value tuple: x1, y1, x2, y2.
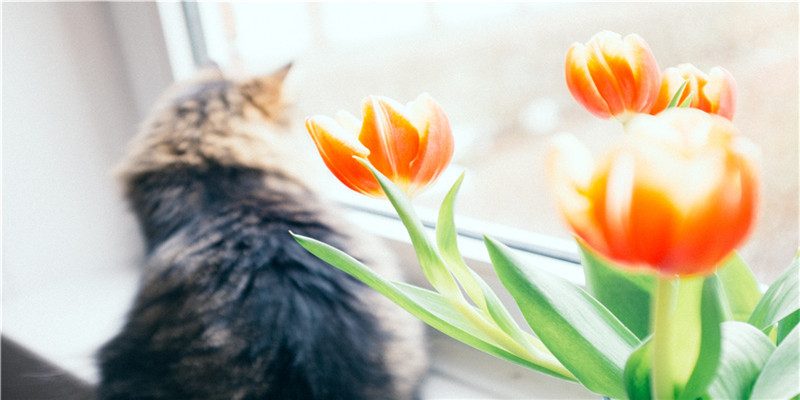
(97, 65, 429, 400)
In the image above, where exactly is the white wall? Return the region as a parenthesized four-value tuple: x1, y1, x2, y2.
(2, 2, 174, 380)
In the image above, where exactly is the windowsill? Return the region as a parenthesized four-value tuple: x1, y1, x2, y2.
(2, 205, 594, 399)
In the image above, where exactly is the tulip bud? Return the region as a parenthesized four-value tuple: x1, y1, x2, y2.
(548, 108, 758, 276)
(565, 31, 661, 121)
(650, 64, 737, 120)
(306, 93, 454, 198)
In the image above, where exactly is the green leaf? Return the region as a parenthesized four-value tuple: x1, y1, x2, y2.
(750, 324, 800, 400)
(678, 276, 724, 400)
(777, 309, 800, 345)
(486, 236, 639, 399)
(356, 158, 461, 298)
(434, 171, 546, 356)
(292, 233, 575, 381)
(435, 171, 486, 309)
(707, 321, 775, 400)
(393, 282, 572, 380)
(748, 254, 799, 330)
(579, 239, 655, 339)
(678, 92, 694, 108)
(666, 79, 690, 108)
(624, 338, 653, 400)
(715, 253, 763, 322)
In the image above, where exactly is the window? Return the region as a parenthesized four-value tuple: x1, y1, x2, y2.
(165, 2, 798, 286)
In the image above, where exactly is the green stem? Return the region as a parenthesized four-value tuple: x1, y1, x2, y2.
(356, 157, 462, 299)
(450, 299, 575, 381)
(652, 277, 679, 399)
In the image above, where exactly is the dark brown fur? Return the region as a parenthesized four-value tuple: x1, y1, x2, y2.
(97, 66, 428, 400)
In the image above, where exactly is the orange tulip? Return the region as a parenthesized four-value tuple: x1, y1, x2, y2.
(565, 31, 661, 121)
(305, 93, 454, 198)
(650, 64, 737, 120)
(548, 108, 759, 277)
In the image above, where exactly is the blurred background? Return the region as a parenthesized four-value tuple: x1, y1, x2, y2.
(3, 2, 798, 394)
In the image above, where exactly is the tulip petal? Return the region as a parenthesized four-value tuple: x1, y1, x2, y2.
(359, 96, 420, 192)
(602, 150, 653, 266)
(602, 36, 638, 110)
(703, 67, 737, 120)
(547, 134, 609, 255)
(625, 111, 729, 271)
(406, 93, 454, 197)
(729, 138, 760, 239)
(305, 115, 382, 196)
(586, 35, 628, 116)
(636, 147, 723, 273)
(668, 139, 759, 275)
(625, 34, 661, 113)
(637, 111, 756, 275)
(335, 110, 362, 135)
(566, 44, 614, 119)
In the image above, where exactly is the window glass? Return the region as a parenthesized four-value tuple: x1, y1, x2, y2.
(190, 2, 797, 284)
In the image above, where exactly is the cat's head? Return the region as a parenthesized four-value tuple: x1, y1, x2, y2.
(115, 63, 297, 189)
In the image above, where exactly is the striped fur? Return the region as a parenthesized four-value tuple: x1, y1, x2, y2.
(97, 66, 428, 400)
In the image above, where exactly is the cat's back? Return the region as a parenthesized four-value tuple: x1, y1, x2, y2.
(101, 177, 399, 399)
(97, 68, 428, 400)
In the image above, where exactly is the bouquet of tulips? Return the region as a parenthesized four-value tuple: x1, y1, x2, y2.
(294, 31, 799, 400)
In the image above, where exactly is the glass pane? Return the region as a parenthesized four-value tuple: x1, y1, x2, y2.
(191, 3, 797, 284)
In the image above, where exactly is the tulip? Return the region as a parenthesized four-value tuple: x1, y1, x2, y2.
(650, 64, 737, 120)
(565, 31, 661, 121)
(305, 93, 454, 198)
(548, 108, 759, 277)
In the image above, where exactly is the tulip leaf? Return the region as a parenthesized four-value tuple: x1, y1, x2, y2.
(666, 79, 690, 108)
(485, 236, 639, 399)
(579, 239, 655, 339)
(678, 92, 694, 108)
(623, 337, 653, 400)
(749, 324, 800, 400)
(292, 233, 574, 381)
(776, 309, 799, 345)
(747, 253, 799, 331)
(715, 253, 763, 322)
(706, 321, 775, 400)
(356, 158, 461, 298)
(436, 171, 486, 309)
(392, 282, 572, 380)
(435, 171, 545, 355)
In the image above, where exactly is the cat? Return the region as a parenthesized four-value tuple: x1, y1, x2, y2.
(96, 65, 429, 400)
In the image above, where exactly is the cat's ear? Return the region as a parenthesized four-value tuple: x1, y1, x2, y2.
(238, 63, 295, 123)
(271, 61, 293, 86)
(240, 62, 293, 92)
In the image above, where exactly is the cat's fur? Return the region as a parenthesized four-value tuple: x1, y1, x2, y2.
(97, 66, 428, 400)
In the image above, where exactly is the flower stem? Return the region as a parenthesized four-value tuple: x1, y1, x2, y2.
(450, 299, 575, 381)
(652, 277, 678, 399)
